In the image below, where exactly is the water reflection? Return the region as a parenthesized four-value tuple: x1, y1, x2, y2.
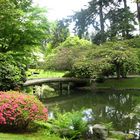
(82, 108, 94, 122)
(44, 90, 140, 138)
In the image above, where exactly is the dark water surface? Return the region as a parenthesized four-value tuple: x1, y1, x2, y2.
(43, 90, 140, 137)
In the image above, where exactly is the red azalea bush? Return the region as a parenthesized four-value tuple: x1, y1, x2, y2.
(0, 91, 48, 130)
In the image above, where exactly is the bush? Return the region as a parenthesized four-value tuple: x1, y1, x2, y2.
(72, 60, 94, 78)
(45, 48, 74, 70)
(0, 53, 26, 91)
(0, 91, 48, 131)
(45, 36, 93, 71)
(50, 110, 88, 139)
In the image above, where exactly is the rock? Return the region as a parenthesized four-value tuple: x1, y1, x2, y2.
(106, 138, 118, 140)
(110, 131, 135, 140)
(92, 124, 108, 140)
(110, 131, 126, 136)
(126, 133, 135, 140)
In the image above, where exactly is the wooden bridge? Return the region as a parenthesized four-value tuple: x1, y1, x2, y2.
(23, 78, 91, 95)
(23, 77, 90, 86)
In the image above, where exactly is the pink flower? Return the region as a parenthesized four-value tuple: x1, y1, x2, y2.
(0, 91, 48, 129)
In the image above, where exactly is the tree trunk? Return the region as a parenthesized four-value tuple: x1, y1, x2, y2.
(137, 0, 140, 34)
(121, 67, 127, 78)
(123, 0, 127, 8)
(122, 0, 129, 39)
(99, 0, 105, 43)
(116, 64, 121, 79)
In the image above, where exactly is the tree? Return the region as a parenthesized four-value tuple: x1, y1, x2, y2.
(107, 0, 136, 40)
(72, 9, 89, 39)
(136, 0, 140, 33)
(48, 20, 70, 48)
(71, 0, 136, 43)
(45, 36, 92, 71)
(0, 0, 49, 53)
(91, 42, 139, 78)
(107, 8, 136, 40)
(71, 0, 115, 44)
(0, 0, 49, 90)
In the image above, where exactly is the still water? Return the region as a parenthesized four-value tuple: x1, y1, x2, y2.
(43, 90, 140, 137)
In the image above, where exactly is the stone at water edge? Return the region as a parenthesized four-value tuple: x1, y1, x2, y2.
(106, 138, 118, 140)
(92, 124, 108, 140)
(110, 131, 135, 140)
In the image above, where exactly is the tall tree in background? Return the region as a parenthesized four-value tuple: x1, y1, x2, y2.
(47, 19, 70, 49)
(72, 0, 115, 44)
(73, 9, 88, 39)
(107, 7, 136, 40)
(117, 0, 135, 39)
(71, 0, 136, 44)
(136, 0, 140, 34)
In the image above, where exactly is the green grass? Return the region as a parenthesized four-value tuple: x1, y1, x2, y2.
(96, 77, 140, 89)
(0, 132, 61, 140)
(27, 69, 65, 79)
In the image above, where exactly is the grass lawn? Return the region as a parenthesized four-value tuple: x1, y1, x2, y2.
(0, 132, 61, 140)
(96, 77, 140, 89)
(27, 69, 65, 79)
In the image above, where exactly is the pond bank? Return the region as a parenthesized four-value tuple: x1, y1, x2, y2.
(78, 86, 140, 92)
(95, 77, 140, 89)
(77, 77, 140, 91)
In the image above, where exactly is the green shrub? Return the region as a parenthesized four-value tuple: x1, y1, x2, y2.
(72, 60, 94, 78)
(59, 36, 92, 48)
(49, 111, 88, 139)
(0, 53, 26, 91)
(0, 91, 48, 131)
(126, 36, 140, 48)
(45, 48, 74, 70)
(45, 36, 93, 71)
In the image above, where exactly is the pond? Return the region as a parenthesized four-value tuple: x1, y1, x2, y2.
(42, 89, 140, 138)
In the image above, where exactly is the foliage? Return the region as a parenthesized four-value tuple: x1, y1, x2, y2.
(59, 36, 92, 48)
(71, 0, 113, 43)
(71, 55, 113, 79)
(109, 44, 139, 78)
(48, 20, 70, 49)
(0, 53, 27, 91)
(126, 36, 140, 48)
(88, 42, 139, 79)
(0, 91, 48, 131)
(0, 0, 50, 90)
(0, 0, 49, 53)
(45, 36, 92, 71)
(132, 104, 140, 119)
(71, 59, 94, 78)
(70, 0, 137, 43)
(49, 110, 88, 139)
(45, 37, 140, 79)
(45, 47, 74, 70)
(107, 7, 136, 40)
